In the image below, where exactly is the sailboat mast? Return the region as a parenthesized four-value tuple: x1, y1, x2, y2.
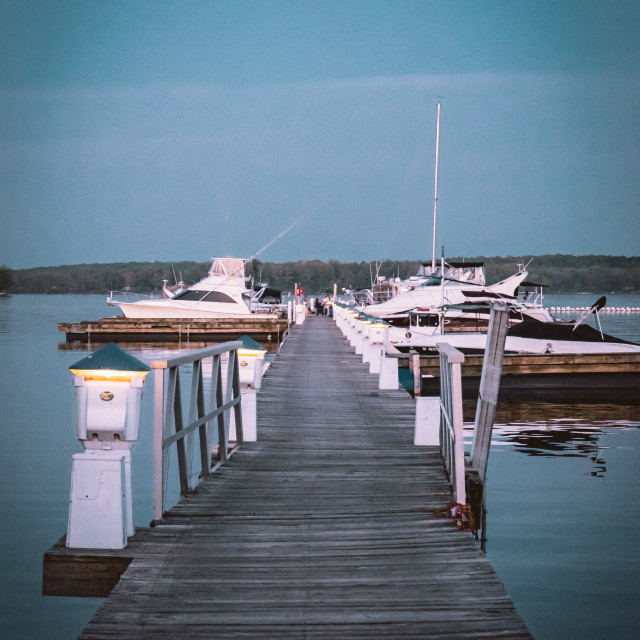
(431, 101, 441, 272)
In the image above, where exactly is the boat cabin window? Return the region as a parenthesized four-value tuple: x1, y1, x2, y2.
(414, 314, 440, 328)
(202, 291, 236, 304)
(173, 290, 236, 304)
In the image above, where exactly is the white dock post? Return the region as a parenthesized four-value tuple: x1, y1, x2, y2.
(238, 388, 257, 442)
(368, 322, 388, 374)
(414, 396, 440, 445)
(362, 322, 372, 364)
(355, 317, 368, 355)
(348, 313, 359, 346)
(410, 351, 422, 397)
(295, 302, 306, 325)
(379, 353, 399, 389)
(229, 336, 266, 443)
(67, 450, 128, 549)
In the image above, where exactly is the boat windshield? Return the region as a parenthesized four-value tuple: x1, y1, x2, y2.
(172, 290, 237, 304)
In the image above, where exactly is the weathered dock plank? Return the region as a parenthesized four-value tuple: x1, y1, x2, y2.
(76, 316, 531, 639)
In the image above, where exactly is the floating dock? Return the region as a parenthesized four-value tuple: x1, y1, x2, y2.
(59, 315, 289, 343)
(44, 316, 531, 639)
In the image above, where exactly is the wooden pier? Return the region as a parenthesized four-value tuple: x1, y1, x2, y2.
(46, 316, 531, 639)
(59, 314, 289, 343)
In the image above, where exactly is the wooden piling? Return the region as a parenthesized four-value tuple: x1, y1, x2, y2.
(469, 303, 510, 481)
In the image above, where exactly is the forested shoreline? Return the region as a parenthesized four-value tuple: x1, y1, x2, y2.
(4, 255, 640, 295)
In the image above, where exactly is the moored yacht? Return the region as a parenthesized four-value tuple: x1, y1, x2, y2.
(108, 257, 281, 319)
(364, 266, 530, 323)
(391, 296, 640, 356)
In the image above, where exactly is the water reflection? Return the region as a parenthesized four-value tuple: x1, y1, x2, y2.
(462, 400, 640, 478)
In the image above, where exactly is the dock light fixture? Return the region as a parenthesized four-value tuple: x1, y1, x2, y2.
(66, 343, 150, 550)
(69, 342, 151, 449)
(237, 334, 268, 390)
(230, 335, 267, 444)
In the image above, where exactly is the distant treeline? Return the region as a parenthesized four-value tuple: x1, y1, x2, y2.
(6, 255, 640, 295)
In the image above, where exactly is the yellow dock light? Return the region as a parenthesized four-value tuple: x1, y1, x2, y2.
(368, 318, 390, 344)
(69, 342, 150, 449)
(237, 335, 268, 389)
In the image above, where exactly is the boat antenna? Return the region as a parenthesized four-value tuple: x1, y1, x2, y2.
(248, 217, 304, 264)
(431, 101, 441, 272)
(222, 217, 305, 281)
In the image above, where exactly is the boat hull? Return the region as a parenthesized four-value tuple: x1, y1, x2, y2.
(113, 301, 274, 320)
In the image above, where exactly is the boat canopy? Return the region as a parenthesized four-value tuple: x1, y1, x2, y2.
(416, 261, 486, 285)
(208, 258, 247, 280)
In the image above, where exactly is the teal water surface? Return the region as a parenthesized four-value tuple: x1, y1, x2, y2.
(0, 294, 639, 639)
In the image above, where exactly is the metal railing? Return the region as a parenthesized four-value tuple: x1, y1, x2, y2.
(435, 342, 466, 504)
(151, 341, 243, 522)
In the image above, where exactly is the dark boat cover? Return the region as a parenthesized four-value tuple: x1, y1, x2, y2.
(507, 317, 635, 345)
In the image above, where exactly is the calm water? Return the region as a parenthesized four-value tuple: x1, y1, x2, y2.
(0, 293, 639, 639)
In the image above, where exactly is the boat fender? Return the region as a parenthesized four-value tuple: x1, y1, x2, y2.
(406, 331, 412, 339)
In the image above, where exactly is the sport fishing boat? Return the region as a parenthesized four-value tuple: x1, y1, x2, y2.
(108, 257, 281, 319)
(392, 296, 640, 356)
(108, 219, 300, 320)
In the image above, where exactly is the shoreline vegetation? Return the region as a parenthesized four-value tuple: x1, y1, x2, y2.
(3, 255, 640, 295)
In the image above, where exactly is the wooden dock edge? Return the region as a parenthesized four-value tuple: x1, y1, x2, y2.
(59, 316, 290, 343)
(43, 530, 155, 598)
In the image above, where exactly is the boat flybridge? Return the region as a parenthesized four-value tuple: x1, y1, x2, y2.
(108, 257, 280, 319)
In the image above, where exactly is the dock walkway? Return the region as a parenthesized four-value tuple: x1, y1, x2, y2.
(78, 316, 531, 639)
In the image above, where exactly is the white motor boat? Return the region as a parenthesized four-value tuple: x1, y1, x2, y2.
(392, 296, 640, 356)
(108, 257, 280, 319)
(387, 296, 553, 344)
(364, 267, 530, 321)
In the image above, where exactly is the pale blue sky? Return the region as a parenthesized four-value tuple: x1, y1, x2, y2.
(2, 0, 639, 269)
